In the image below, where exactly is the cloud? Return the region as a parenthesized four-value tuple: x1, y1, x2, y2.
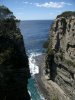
(23, 1, 72, 9)
(62, 2, 72, 5)
(23, 1, 33, 5)
(34, 2, 72, 8)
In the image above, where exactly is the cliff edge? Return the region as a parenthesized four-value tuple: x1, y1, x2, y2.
(0, 6, 30, 100)
(45, 11, 75, 100)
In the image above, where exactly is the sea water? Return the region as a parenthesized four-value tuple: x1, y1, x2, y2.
(19, 20, 53, 100)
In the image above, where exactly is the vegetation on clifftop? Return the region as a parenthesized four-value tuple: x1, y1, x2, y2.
(0, 5, 30, 100)
(0, 5, 15, 19)
(57, 11, 75, 18)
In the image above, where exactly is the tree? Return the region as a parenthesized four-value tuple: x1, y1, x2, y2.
(0, 5, 15, 19)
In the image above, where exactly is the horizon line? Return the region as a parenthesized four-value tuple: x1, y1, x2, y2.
(20, 19, 54, 21)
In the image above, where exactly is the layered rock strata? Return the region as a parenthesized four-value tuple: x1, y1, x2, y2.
(46, 11, 75, 100)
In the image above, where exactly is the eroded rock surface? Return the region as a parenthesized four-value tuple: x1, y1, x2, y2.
(46, 11, 75, 100)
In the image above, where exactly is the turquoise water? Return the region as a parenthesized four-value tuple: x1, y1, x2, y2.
(19, 20, 53, 100)
(28, 78, 43, 100)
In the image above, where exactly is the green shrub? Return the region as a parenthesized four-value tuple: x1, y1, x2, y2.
(57, 11, 75, 18)
(52, 96, 59, 100)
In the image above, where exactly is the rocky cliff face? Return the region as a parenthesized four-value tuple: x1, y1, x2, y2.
(0, 6, 30, 100)
(46, 11, 75, 100)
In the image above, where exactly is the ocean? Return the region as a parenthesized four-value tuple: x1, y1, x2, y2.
(19, 20, 53, 100)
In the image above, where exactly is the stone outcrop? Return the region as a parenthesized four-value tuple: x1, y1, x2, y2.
(0, 6, 30, 100)
(45, 11, 75, 100)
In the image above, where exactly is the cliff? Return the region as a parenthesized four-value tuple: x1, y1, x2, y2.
(0, 6, 30, 100)
(45, 11, 75, 100)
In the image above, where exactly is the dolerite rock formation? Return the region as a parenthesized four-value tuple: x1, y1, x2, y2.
(0, 6, 30, 100)
(45, 11, 75, 100)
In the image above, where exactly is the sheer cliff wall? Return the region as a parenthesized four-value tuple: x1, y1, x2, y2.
(0, 5, 30, 100)
(46, 11, 75, 100)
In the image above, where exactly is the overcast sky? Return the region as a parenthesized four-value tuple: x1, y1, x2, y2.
(0, 0, 75, 20)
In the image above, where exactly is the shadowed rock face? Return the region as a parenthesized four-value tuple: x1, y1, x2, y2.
(46, 11, 75, 100)
(0, 6, 30, 100)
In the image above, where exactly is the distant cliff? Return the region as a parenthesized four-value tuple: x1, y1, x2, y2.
(45, 11, 75, 100)
(0, 5, 30, 100)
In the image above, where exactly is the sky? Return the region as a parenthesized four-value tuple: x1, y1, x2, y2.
(0, 0, 75, 20)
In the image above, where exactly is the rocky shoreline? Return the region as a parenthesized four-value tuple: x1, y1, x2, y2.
(34, 54, 51, 100)
(34, 54, 70, 100)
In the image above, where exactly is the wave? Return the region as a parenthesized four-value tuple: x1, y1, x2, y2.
(28, 52, 45, 100)
(28, 52, 42, 76)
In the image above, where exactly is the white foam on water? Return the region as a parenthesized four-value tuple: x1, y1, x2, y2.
(40, 95, 45, 100)
(28, 90, 32, 100)
(29, 52, 41, 76)
(28, 52, 45, 100)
